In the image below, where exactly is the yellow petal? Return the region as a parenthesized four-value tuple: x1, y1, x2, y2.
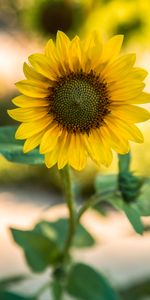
(69, 36, 82, 72)
(45, 38, 59, 64)
(101, 125, 129, 154)
(82, 31, 102, 71)
(108, 79, 145, 93)
(68, 134, 87, 170)
(111, 105, 150, 123)
(98, 130, 113, 166)
(8, 107, 48, 122)
(15, 80, 50, 98)
(56, 31, 71, 74)
(45, 144, 60, 168)
(128, 67, 148, 81)
(82, 31, 97, 53)
(15, 117, 52, 139)
(23, 62, 51, 82)
(23, 130, 44, 153)
(45, 39, 61, 76)
(81, 32, 95, 72)
(102, 54, 136, 82)
(127, 92, 150, 104)
(101, 35, 124, 63)
(45, 39, 57, 59)
(28, 54, 57, 81)
(109, 68, 148, 91)
(56, 31, 70, 57)
(40, 124, 62, 154)
(57, 131, 70, 169)
(83, 132, 100, 165)
(110, 83, 145, 101)
(84, 129, 111, 166)
(106, 115, 144, 143)
(12, 95, 49, 108)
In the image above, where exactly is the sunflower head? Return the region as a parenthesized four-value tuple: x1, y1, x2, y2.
(8, 31, 150, 170)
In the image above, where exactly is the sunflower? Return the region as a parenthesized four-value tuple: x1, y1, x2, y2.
(8, 31, 150, 170)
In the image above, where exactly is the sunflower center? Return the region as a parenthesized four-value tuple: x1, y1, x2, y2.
(49, 71, 110, 134)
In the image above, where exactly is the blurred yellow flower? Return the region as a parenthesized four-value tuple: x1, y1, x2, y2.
(8, 31, 150, 170)
(82, 0, 150, 47)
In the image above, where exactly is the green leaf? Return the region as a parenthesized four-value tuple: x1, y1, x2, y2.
(66, 263, 119, 300)
(75, 221, 95, 248)
(95, 172, 147, 234)
(0, 275, 27, 290)
(95, 174, 118, 194)
(0, 291, 32, 300)
(11, 228, 61, 272)
(51, 280, 63, 300)
(119, 278, 150, 300)
(123, 203, 144, 235)
(35, 218, 95, 249)
(0, 126, 44, 164)
(10, 218, 95, 273)
(108, 196, 144, 235)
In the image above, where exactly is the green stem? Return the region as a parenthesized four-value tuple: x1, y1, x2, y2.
(60, 166, 116, 258)
(34, 281, 50, 299)
(77, 188, 117, 222)
(118, 152, 131, 173)
(60, 165, 76, 261)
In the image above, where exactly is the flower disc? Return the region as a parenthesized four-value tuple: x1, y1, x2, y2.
(50, 71, 110, 133)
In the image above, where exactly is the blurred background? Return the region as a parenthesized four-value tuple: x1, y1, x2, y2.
(0, 0, 150, 299)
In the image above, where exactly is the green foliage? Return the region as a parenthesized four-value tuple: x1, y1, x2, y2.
(95, 174, 146, 234)
(0, 126, 44, 165)
(122, 203, 144, 235)
(10, 218, 95, 272)
(119, 278, 150, 300)
(118, 153, 143, 203)
(95, 174, 118, 194)
(35, 218, 95, 250)
(0, 275, 27, 290)
(34, 218, 95, 250)
(74, 221, 95, 247)
(118, 171, 143, 203)
(66, 263, 119, 300)
(94, 152, 149, 234)
(51, 280, 63, 300)
(108, 196, 144, 235)
(0, 291, 33, 300)
(11, 228, 61, 272)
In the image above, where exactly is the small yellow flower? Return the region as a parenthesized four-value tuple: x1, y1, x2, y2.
(8, 31, 150, 170)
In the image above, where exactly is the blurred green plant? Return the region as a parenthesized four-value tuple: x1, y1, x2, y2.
(0, 126, 44, 165)
(95, 153, 148, 235)
(21, 0, 88, 38)
(119, 278, 150, 300)
(0, 0, 22, 30)
(0, 125, 150, 299)
(82, 0, 150, 47)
